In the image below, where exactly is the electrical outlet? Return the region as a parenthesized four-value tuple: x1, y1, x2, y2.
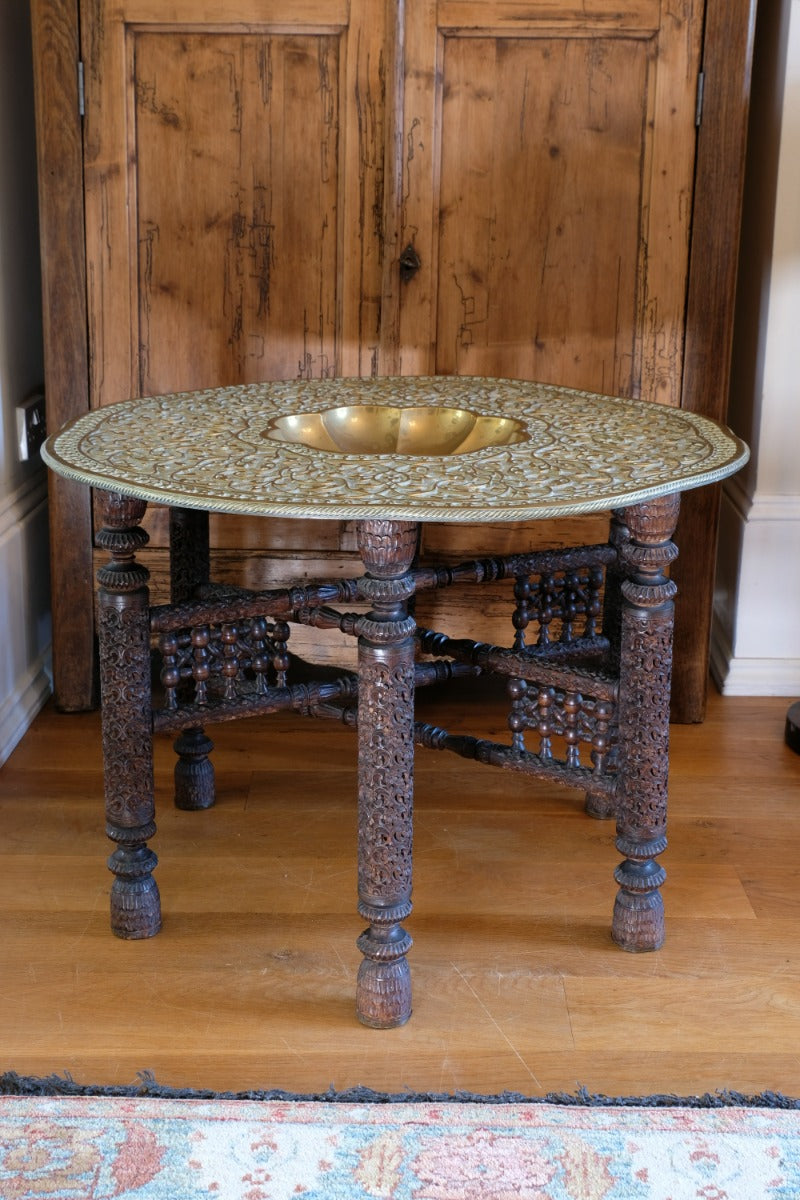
(16, 392, 47, 461)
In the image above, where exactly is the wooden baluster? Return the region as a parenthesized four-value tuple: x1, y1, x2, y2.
(159, 632, 180, 710)
(507, 678, 528, 753)
(588, 697, 615, 812)
(561, 572, 579, 642)
(169, 507, 215, 811)
(272, 620, 291, 687)
(537, 686, 554, 760)
(563, 691, 582, 767)
(512, 575, 531, 648)
(191, 626, 211, 704)
(95, 491, 161, 939)
(612, 493, 680, 952)
(354, 519, 418, 1028)
(509, 575, 531, 751)
(250, 617, 270, 695)
(538, 573, 555, 646)
(220, 623, 239, 700)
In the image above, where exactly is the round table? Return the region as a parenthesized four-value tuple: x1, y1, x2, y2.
(43, 376, 748, 1028)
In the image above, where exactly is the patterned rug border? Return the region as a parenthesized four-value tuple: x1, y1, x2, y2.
(2, 1071, 798, 1108)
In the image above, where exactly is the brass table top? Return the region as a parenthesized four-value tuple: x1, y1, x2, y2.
(42, 376, 748, 523)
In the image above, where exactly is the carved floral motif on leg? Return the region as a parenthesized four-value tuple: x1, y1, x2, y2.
(355, 520, 418, 1028)
(613, 493, 679, 952)
(96, 492, 161, 940)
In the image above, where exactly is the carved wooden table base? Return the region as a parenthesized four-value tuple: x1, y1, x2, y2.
(93, 490, 681, 1028)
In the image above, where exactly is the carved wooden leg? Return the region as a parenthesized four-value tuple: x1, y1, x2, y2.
(612, 493, 679, 952)
(169, 507, 215, 810)
(586, 509, 629, 819)
(355, 519, 418, 1028)
(96, 491, 161, 939)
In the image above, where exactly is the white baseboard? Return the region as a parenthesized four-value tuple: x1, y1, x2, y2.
(0, 470, 52, 764)
(722, 475, 800, 525)
(710, 621, 800, 697)
(0, 649, 52, 767)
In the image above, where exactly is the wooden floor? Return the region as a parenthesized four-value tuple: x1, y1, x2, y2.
(1, 681, 798, 1098)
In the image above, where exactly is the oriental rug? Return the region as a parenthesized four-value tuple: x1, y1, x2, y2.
(1, 1076, 799, 1199)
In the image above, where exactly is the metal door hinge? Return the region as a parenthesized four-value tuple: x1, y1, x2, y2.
(695, 70, 705, 127)
(78, 61, 85, 117)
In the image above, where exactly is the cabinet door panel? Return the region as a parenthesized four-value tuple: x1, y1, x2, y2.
(400, 0, 703, 408)
(134, 30, 341, 393)
(401, 0, 703, 635)
(83, 0, 388, 625)
(84, 0, 386, 402)
(434, 33, 649, 395)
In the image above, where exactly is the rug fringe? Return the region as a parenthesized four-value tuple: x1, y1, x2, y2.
(1, 1071, 798, 1108)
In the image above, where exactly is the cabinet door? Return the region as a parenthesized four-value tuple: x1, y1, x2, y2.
(398, 0, 704, 642)
(400, 0, 701, 399)
(82, 0, 391, 660)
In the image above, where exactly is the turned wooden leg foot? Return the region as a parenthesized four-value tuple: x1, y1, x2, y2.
(174, 726, 216, 810)
(108, 831, 161, 939)
(612, 494, 678, 953)
(356, 910, 413, 1029)
(355, 520, 418, 1028)
(612, 853, 667, 951)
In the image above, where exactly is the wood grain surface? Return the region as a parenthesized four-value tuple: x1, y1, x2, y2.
(1, 685, 797, 1096)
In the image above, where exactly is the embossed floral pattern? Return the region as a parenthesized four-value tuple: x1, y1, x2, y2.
(42, 377, 748, 523)
(1, 1097, 799, 1200)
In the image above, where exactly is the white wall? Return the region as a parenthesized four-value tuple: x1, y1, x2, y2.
(0, 1, 51, 765)
(712, 0, 800, 695)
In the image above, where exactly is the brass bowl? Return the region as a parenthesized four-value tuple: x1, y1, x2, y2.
(264, 404, 527, 456)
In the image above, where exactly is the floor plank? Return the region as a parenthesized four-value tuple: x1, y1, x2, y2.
(0, 685, 798, 1097)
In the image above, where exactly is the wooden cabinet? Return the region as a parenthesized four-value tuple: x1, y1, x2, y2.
(31, 0, 757, 717)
